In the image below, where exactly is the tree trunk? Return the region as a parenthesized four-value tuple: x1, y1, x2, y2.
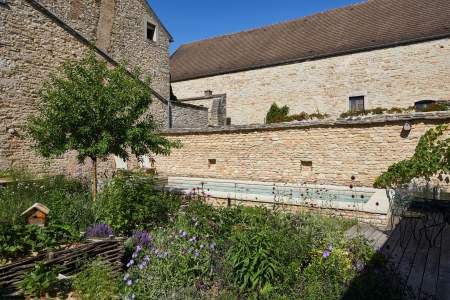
(92, 157, 98, 201)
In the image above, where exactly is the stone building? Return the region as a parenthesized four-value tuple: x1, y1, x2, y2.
(0, 0, 202, 175)
(171, 0, 450, 125)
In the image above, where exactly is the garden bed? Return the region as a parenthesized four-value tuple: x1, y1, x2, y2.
(0, 238, 124, 295)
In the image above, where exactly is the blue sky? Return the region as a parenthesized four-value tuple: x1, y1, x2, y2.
(149, 0, 364, 54)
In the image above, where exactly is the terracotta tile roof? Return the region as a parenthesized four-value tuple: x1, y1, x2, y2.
(170, 0, 450, 82)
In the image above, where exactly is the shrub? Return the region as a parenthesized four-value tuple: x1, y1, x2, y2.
(226, 226, 281, 297)
(21, 262, 60, 298)
(0, 175, 93, 230)
(266, 103, 329, 124)
(0, 224, 81, 259)
(266, 102, 289, 123)
(73, 259, 119, 300)
(94, 174, 181, 234)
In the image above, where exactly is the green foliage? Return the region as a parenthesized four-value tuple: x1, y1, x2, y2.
(0, 175, 93, 230)
(121, 200, 371, 299)
(226, 226, 280, 297)
(375, 125, 450, 188)
(21, 262, 60, 298)
(73, 259, 119, 300)
(266, 103, 329, 124)
(340, 106, 415, 118)
(0, 223, 81, 259)
(27, 51, 177, 163)
(94, 173, 181, 234)
(266, 102, 289, 124)
(122, 224, 217, 299)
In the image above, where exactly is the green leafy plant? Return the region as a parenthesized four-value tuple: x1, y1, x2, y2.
(73, 259, 119, 300)
(0, 224, 81, 259)
(94, 173, 181, 234)
(226, 226, 281, 297)
(21, 262, 60, 298)
(266, 103, 329, 124)
(0, 175, 93, 230)
(266, 102, 289, 123)
(375, 125, 450, 188)
(27, 52, 179, 200)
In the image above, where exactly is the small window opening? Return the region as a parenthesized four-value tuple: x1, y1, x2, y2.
(208, 159, 217, 169)
(226, 118, 232, 126)
(301, 160, 313, 174)
(146, 22, 156, 41)
(349, 96, 365, 112)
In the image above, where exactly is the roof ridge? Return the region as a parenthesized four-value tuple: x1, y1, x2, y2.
(177, 0, 370, 49)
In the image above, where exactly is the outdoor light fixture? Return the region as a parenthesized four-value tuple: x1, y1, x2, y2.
(403, 122, 412, 132)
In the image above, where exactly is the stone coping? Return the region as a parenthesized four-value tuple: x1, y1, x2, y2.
(163, 111, 450, 135)
(171, 101, 208, 110)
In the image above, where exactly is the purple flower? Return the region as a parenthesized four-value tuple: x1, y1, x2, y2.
(200, 244, 205, 249)
(85, 224, 113, 238)
(127, 279, 133, 286)
(194, 250, 200, 258)
(163, 251, 169, 258)
(209, 242, 216, 250)
(144, 255, 150, 262)
(132, 252, 138, 258)
(189, 236, 197, 243)
(123, 273, 129, 281)
(132, 231, 153, 248)
(354, 260, 365, 272)
(180, 231, 188, 238)
(138, 263, 146, 270)
(323, 250, 331, 259)
(327, 244, 333, 251)
(126, 259, 134, 268)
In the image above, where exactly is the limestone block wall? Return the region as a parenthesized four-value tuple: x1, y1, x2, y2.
(0, 0, 155, 176)
(156, 113, 450, 188)
(38, 0, 171, 99)
(172, 38, 450, 125)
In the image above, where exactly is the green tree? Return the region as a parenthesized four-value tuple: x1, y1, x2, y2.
(266, 102, 289, 124)
(28, 52, 179, 200)
(374, 124, 450, 188)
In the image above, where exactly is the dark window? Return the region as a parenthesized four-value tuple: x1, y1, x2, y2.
(226, 118, 232, 126)
(208, 159, 217, 169)
(349, 96, 365, 112)
(146, 22, 156, 41)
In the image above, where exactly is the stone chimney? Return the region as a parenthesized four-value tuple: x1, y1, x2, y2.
(96, 0, 116, 52)
(204, 90, 213, 97)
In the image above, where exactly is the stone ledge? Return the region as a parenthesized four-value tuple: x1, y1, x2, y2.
(171, 101, 208, 110)
(163, 111, 450, 135)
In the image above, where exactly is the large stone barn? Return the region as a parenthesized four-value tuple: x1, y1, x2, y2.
(170, 0, 450, 125)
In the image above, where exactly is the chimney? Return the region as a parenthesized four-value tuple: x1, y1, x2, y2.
(204, 90, 213, 97)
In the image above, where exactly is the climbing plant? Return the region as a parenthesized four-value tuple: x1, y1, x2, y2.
(374, 124, 450, 188)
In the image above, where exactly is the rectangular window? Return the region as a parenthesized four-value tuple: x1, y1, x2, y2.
(349, 96, 365, 112)
(146, 22, 156, 41)
(208, 159, 217, 169)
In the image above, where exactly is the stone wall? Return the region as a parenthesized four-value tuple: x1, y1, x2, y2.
(179, 93, 227, 126)
(171, 102, 209, 129)
(38, 0, 171, 101)
(172, 38, 450, 125)
(155, 112, 450, 188)
(0, 0, 162, 175)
